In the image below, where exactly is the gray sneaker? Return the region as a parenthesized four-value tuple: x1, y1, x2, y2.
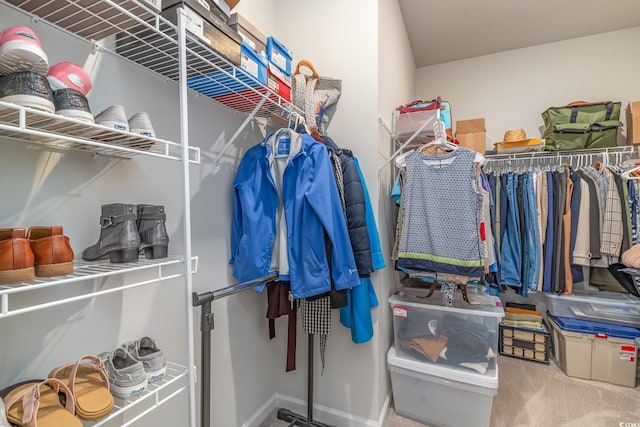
(100, 347, 148, 400)
(123, 336, 167, 383)
(128, 112, 155, 138)
(94, 105, 129, 131)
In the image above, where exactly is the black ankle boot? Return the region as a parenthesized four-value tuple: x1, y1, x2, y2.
(137, 204, 169, 259)
(82, 204, 141, 263)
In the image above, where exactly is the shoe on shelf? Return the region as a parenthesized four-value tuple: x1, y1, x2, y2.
(82, 203, 141, 263)
(0, 26, 49, 76)
(0, 228, 35, 285)
(122, 336, 167, 382)
(46, 61, 92, 95)
(48, 355, 114, 421)
(27, 225, 74, 277)
(2, 379, 81, 427)
(137, 205, 169, 259)
(52, 88, 94, 123)
(99, 347, 148, 400)
(128, 112, 155, 138)
(94, 105, 129, 132)
(0, 70, 55, 113)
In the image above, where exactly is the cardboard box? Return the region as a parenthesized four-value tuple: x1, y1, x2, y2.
(211, 0, 231, 16)
(626, 101, 640, 145)
(266, 63, 291, 101)
(163, 0, 229, 24)
(456, 118, 486, 154)
(163, 4, 242, 65)
(7, 0, 160, 39)
(229, 13, 267, 55)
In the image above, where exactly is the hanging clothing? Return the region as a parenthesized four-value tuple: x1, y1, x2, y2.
(300, 297, 331, 373)
(340, 157, 383, 344)
(396, 148, 484, 277)
(322, 136, 373, 277)
(230, 130, 359, 298)
(266, 281, 297, 372)
(501, 172, 523, 287)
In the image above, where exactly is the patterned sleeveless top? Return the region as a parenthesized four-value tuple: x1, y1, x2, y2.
(396, 148, 484, 276)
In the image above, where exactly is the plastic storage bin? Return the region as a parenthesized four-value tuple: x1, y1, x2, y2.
(266, 36, 292, 75)
(387, 347, 498, 427)
(499, 323, 551, 363)
(548, 314, 640, 387)
(388, 286, 504, 375)
(546, 290, 640, 327)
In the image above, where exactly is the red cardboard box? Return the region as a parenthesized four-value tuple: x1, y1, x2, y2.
(267, 63, 291, 102)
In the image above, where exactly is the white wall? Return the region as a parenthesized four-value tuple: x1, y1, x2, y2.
(416, 26, 640, 150)
(376, 0, 416, 414)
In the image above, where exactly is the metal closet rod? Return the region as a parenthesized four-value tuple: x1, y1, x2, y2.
(192, 273, 278, 427)
(192, 274, 278, 306)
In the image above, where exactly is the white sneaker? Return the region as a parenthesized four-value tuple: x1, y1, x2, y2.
(99, 347, 148, 400)
(128, 112, 155, 138)
(94, 105, 129, 131)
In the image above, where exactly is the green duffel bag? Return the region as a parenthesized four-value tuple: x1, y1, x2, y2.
(542, 101, 622, 151)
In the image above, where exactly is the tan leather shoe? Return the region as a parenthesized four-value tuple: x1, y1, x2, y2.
(27, 225, 74, 277)
(0, 228, 35, 285)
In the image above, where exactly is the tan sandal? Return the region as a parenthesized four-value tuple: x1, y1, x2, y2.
(3, 378, 81, 427)
(48, 355, 114, 421)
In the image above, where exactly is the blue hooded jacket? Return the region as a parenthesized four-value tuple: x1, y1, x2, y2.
(230, 131, 360, 298)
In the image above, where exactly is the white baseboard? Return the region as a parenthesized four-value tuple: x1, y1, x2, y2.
(242, 393, 392, 427)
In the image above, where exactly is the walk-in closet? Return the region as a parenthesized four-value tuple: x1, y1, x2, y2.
(1, 1, 640, 427)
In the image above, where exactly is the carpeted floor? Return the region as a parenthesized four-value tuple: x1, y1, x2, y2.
(260, 355, 640, 426)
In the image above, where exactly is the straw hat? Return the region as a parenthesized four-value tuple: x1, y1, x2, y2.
(500, 129, 542, 145)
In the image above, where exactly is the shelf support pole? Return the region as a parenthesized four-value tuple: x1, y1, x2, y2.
(177, 8, 197, 427)
(212, 97, 267, 171)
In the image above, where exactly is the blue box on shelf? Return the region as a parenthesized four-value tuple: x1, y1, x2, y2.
(186, 43, 267, 98)
(266, 36, 292, 75)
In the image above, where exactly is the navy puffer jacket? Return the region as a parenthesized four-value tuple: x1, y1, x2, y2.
(323, 136, 373, 277)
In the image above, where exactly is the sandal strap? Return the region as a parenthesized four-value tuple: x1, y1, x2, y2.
(53, 355, 110, 396)
(4, 378, 75, 426)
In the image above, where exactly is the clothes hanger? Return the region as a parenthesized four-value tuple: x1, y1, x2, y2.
(622, 165, 640, 180)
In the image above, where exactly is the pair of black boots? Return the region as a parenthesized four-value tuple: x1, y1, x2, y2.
(82, 203, 169, 263)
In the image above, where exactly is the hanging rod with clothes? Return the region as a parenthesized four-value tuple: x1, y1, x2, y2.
(483, 145, 639, 171)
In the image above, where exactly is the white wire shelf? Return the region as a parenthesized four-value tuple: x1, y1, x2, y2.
(2, 0, 300, 123)
(483, 144, 639, 162)
(0, 255, 199, 318)
(0, 101, 200, 162)
(90, 362, 188, 427)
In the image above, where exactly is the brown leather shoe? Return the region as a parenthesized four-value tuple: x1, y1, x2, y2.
(0, 228, 35, 285)
(27, 226, 74, 277)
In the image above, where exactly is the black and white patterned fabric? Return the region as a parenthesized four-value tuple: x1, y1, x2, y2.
(440, 280, 457, 307)
(300, 296, 331, 372)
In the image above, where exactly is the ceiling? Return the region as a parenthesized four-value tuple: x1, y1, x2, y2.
(398, 0, 640, 67)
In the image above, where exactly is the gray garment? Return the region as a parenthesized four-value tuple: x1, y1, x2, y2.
(398, 148, 483, 276)
(573, 179, 592, 266)
(582, 167, 609, 267)
(577, 171, 602, 260)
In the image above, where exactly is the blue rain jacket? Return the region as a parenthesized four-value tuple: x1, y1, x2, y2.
(230, 131, 360, 298)
(340, 157, 385, 343)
